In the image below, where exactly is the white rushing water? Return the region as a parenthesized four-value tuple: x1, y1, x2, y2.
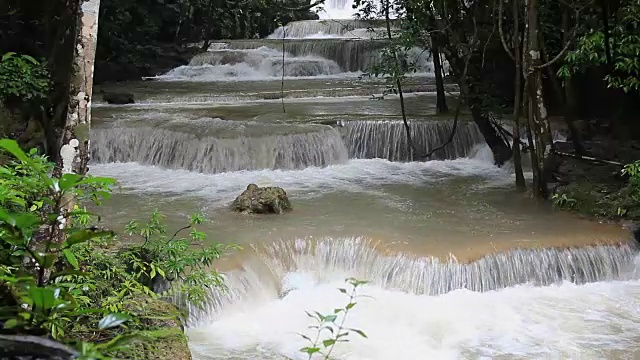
(90, 146, 507, 206)
(315, 0, 358, 19)
(184, 238, 640, 359)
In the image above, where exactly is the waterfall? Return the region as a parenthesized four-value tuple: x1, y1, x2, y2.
(177, 237, 639, 328)
(90, 119, 349, 173)
(267, 19, 396, 39)
(203, 40, 434, 74)
(162, 46, 342, 80)
(340, 120, 486, 161)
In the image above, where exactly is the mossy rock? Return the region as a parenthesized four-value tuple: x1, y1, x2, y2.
(554, 180, 640, 220)
(231, 183, 292, 214)
(117, 298, 192, 360)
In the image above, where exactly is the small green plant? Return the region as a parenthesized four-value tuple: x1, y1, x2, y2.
(0, 53, 50, 107)
(299, 278, 369, 359)
(552, 193, 577, 209)
(122, 210, 240, 306)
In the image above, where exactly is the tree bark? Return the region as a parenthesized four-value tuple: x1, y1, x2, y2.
(525, 0, 552, 198)
(511, 0, 525, 190)
(52, 0, 101, 242)
(431, 34, 449, 114)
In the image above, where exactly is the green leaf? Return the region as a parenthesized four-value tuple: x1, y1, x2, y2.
(29, 287, 57, 311)
(63, 230, 115, 247)
(346, 302, 356, 310)
(3, 318, 18, 329)
(58, 173, 83, 191)
(0, 208, 16, 226)
(98, 313, 131, 330)
(95, 332, 152, 351)
(40, 253, 58, 269)
(74, 176, 117, 187)
(348, 328, 368, 338)
(299, 347, 321, 355)
(63, 249, 79, 269)
(0, 139, 30, 163)
(2, 52, 16, 61)
(322, 339, 336, 347)
(323, 314, 337, 323)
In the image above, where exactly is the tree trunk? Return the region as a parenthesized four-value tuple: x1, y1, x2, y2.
(431, 34, 449, 114)
(512, 0, 525, 190)
(52, 0, 101, 243)
(526, 0, 551, 198)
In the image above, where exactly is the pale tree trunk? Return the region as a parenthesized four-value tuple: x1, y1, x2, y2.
(431, 34, 449, 114)
(525, 0, 551, 198)
(53, 0, 101, 243)
(511, 0, 525, 190)
(57, 0, 100, 177)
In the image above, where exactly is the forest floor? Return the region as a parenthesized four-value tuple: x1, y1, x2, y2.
(551, 128, 640, 227)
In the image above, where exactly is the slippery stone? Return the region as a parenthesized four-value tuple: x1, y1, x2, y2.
(231, 184, 292, 214)
(0, 334, 78, 359)
(100, 90, 135, 104)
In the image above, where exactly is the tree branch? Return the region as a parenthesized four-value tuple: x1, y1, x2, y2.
(421, 29, 474, 160)
(535, 10, 579, 70)
(553, 150, 624, 167)
(498, 0, 515, 60)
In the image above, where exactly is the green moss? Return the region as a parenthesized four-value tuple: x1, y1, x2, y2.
(115, 298, 192, 360)
(554, 180, 640, 220)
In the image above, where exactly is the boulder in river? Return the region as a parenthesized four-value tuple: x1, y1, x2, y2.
(231, 184, 292, 214)
(100, 89, 135, 104)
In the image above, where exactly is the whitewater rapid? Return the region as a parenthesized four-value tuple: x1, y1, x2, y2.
(185, 237, 640, 360)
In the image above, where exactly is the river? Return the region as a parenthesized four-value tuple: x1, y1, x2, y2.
(90, 8, 640, 360)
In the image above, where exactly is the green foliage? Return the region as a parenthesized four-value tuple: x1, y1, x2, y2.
(0, 139, 120, 343)
(299, 278, 369, 359)
(559, 0, 640, 93)
(123, 210, 240, 305)
(0, 138, 235, 358)
(0, 52, 50, 107)
(551, 193, 577, 209)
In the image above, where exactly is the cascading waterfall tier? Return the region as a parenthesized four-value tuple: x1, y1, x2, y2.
(267, 19, 398, 39)
(206, 40, 434, 74)
(340, 120, 486, 161)
(178, 237, 639, 328)
(90, 118, 349, 173)
(163, 46, 342, 80)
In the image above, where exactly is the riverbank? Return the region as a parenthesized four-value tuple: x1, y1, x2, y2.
(551, 135, 640, 225)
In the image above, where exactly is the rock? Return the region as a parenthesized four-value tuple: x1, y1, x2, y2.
(0, 334, 78, 359)
(100, 90, 135, 104)
(231, 184, 292, 214)
(301, 11, 320, 20)
(121, 298, 192, 360)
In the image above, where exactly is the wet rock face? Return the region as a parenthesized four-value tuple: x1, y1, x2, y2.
(231, 184, 292, 214)
(0, 334, 78, 359)
(100, 90, 135, 104)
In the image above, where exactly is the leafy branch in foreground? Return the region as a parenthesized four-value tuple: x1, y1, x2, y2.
(299, 278, 369, 359)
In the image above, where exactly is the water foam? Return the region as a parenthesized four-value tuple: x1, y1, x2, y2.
(185, 238, 640, 359)
(159, 47, 342, 81)
(89, 155, 506, 206)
